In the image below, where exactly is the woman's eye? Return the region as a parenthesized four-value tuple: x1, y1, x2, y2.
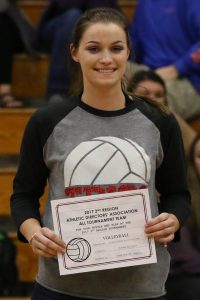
(87, 47, 99, 53)
(155, 93, 165, 99)
(112, 47, 123, 52)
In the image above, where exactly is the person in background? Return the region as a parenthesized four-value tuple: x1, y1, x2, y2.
(127, 0, 200, 120)
(166, 135, 200, 300)
(127, 69, 200, 300)
(188, 134, 200, 243)
(36, 0, 120, 101)
(0, 0, 36, 107)
(11, 7, 190, 300)
(127, 70, 197, 156)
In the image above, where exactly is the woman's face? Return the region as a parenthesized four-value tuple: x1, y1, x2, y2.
(194, 139, 200, 176)
(133, 80, 166, 104)
(71, 22, 130, 91)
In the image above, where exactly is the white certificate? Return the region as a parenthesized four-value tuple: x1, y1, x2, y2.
(51, 189, 157, 275)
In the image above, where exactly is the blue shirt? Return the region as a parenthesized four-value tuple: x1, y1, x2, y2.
(130, 0, 200, 91)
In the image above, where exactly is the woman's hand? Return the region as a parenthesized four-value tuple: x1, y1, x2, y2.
(145, 213, 180, 245)
(29, 227, 66, 258)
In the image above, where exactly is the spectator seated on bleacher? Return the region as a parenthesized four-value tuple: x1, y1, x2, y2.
(0, 0, 37, 108)
(127, 70, 198, 156)
(127, 0, 200, 120)
(127, 69, 200, 300)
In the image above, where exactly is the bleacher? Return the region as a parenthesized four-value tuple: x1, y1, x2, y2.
(0, 107, 47, 291)
(0, 0, 199, 297)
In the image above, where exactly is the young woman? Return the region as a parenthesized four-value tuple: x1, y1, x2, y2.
(10, 8, 190, 300)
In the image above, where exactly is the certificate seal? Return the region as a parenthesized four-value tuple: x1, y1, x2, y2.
(67, 238, 91, 262)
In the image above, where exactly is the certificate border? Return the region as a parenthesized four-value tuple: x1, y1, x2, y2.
(54, 191, 153, 271)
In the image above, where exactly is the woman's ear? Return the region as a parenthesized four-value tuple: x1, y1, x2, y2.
(127, 48, 131, 60)
(70, 43, 79, 62)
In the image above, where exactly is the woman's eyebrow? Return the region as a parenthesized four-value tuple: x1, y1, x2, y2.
(86, 40, 125, 45)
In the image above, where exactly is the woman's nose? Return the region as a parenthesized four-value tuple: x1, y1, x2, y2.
(100, 50, 112, 63)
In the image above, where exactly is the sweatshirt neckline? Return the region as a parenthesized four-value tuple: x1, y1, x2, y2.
(78, 94, 135, 117)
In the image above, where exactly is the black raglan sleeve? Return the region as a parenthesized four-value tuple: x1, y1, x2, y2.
(10, 97, 78, 242)
(10, 109, 50, 242)
(155, 113, 191, 227)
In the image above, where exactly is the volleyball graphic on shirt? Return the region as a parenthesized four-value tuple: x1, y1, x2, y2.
(66, 238, 91, 262)
(64, 136, 151, 192)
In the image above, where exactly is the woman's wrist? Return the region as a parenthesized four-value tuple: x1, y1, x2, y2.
(19, 218, 41, 243)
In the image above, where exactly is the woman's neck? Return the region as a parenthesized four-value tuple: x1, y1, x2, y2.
(81, 86, 126, 111)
